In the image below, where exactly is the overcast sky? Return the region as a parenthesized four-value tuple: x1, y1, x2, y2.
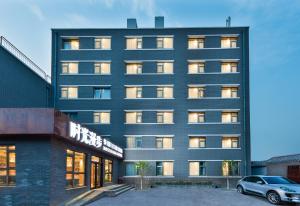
(1, 0, 299, 161)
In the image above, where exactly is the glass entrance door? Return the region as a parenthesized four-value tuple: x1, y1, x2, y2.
(90, 156, 102, 189)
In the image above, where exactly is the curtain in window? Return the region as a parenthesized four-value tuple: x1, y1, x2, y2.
(189, 137, 199, 148)
(163, 38, 173, 49)
(68, 87, 78, 98)
(126, 38, 137, 49)
(189, 162, 199, 176)
(163, 138, 172, 148)
(126, 112, 137, 123)
(163, 112, 173, 123)
(222, 137, 232, 148)
(164, 87, 173, 98)
(163, 63, 173, 73)
(222, 113, 232, 123)
(163, 162, 173, 176)
(222, 88, 232, 98)
(221, 63, 232, 73)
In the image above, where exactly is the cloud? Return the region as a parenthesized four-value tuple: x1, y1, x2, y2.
(28, 3, 45, 21)
(131, 0, 155, 17)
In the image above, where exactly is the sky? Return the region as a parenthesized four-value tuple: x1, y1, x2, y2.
(0, 0, 299, 161)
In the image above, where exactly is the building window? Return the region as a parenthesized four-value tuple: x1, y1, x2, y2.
(157, 112, 173, 124)
(61, 87, 78, 99)
(189, 161, 206, 176)
(222, 112, 238, 123)
(104, 159, 113, 182)
(221, 62, 238, 73)
(126, 163, 140, 176)
(222, 137, 239, 148)
(126, 37, 142, 49)
(64, 112, 78, 121)
(188, 87, 205, 99)
(126, 136, 142, 148)
(188, 38, 204, 49)
(189, 137, 206, 148)
(62, 62, 78, 74)
(188, 112, 205, 123)
(93, 112, 110, 124)
(156, 137, 172, 149)
(221, 87, 238, 98)
(126, 87, 142, 99)
(63, 39, 79, 50)
(188, 62, 205, 74)
(94, 62, 111, 74)
(66, 150, 86, 188)
(126, 63, 142, 74)
(157, 37, 173, 49)
(156, 162, 173, 176)
(0, 146, 16, 186)
(94, 37, 111, 49)
(157, 87, 173, 98)
(126, 112, 142, 124)
(157, 62, 173, 74)
(221, 37, 237, 48)
(222, 161, 240, 176)
(94, 88, 111, 99)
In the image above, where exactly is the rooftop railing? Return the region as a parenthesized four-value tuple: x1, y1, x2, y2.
(0, 36, 51, 83)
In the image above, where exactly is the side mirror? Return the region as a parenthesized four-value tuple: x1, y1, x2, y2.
(256, 181, 264, 184)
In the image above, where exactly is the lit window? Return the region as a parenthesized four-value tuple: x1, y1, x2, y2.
(126, 112, 142, 124)
(61, 87, 78, 99)
(188, 62, 205, 74)
(221, 62, 238, 73)
(62, 62, 78, 74)
(157, 87, 173, 98)
(156, 162, 173, 176)
(222, 87, 238, 98)
(66, 150, 86, 188)
(156, 137, 172, 149)
(157, 37, 173, 49)
(126, 136, 142, 148)
(94, 62, 111, 74)
(95, 37, 111, 49)
(222, 112, 238, 123)
(157, 62, 173, 74)
(222, 137, 239, 148)
(157, 112, 173, 124)
(188, 38, 204, 49)
(104, 159, 113, 182)
(126, 87, 142, 99)
(0, 146, 16, 186)
(63, 39, 79, 50)
(94, 88, 111, 99)
(221, 37, 237, 48)
(222, 161, 240, 176)
(189, 161, 206, 176)
(188, 112, 205, 123)
(126, 63, 142, 74)
(188, 87, 205, 98)
(189, 137, 206, 148)
(93, 112, 110, 124)
(126, 37, 142, 49)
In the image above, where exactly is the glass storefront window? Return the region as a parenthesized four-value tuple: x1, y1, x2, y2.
(65, 150, 86, 188)
(104, 159, 113, 183)
(0, 145, 16, 186)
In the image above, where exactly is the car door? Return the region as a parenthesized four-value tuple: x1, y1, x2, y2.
(248, 177, 265, 196)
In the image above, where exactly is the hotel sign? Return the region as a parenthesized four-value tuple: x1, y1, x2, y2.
(69, 121, 123, 158)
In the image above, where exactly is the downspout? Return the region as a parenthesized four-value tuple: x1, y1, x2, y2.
(52, 31, 57, 108)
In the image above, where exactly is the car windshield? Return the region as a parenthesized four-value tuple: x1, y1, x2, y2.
(262, 177, 296, 184)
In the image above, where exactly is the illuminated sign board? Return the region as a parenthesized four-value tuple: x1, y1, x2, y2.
(69, 121, 123, 158)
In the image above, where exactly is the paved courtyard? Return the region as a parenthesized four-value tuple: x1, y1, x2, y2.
(88, 185, 297, 206)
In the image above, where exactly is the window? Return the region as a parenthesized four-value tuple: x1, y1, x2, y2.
(157, 62, 173, 74)
(64, 112, 78, 121)
(157, 37, 173, 49)
(156, 137, 173, 149)
(221, 37, 237, 48)
(126, 136, 142, 148)
(126, 63, 142, 74)
(62, 62, 78, 74)
(222, 112, 238, 123)
(126, 163, 140, 176)
(0, 146, 16, 186)
(222, 87, 238, 98)
(126, 112, 142, 124)
(188, 62, 205, 74)
(222, 161, 240, 176)
(93, 112, 110, 124)
(63, 39, 79, 50)
(157, 87, 173, 98)
(104, 159, 113, 182)
(156, 162, 173, 176)
(66, 150, 86, 188)
(94, 62, 111, 74)
(189, 161, 206, 176)
(61, 87, 78, 99)
(188, 87, 205, 98)
(126, 37, 142, 49)
(157, 112, 173, 124)
(94, 88, 111, 99)
(94, 37, 111, 49)
(221, 62, 238, 73)
(189, 137, 206, 148)
(126, 87, 142, 99)
(222, 137, 239, 148)
(188, 38, 204, 49)
(188, 112, 205, 123)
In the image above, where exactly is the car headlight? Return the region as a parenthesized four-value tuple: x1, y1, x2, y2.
(280, 186, 296, 193)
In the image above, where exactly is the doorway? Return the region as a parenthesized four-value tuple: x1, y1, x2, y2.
(90, 156, 102, 189)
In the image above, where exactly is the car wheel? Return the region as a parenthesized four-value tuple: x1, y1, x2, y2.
(267, 191, 281, 205)
(237, 185, 245, 194)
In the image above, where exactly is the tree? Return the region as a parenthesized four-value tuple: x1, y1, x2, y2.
(135, 161, 149, 190)
(222, 160, 239, 189)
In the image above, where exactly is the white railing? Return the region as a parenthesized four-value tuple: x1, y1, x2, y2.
(0, 36, 51, 83)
